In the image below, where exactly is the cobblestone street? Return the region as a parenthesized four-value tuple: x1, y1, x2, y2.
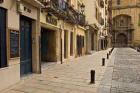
(110, 48, 140, 93)
(2, 48, 140, 93)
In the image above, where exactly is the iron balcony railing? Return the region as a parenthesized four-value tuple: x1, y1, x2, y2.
(113, 24, 134, 30)
(40, 0, 85, 26)
(99, 0, 104, 8)
(67, 6, 79, 24)
(40, 0, 68, 18)
(78, 13, 86, 26)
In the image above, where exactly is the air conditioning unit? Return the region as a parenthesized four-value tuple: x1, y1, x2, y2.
(17, 1, 24, 13)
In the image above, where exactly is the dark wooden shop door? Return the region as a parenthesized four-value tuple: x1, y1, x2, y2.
(20, 16, 32, 76)
(0, 8, 7, 68)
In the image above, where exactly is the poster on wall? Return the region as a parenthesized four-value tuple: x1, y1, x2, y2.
(10, 30, 19, 58)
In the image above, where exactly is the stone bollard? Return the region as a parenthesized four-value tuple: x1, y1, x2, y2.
(90, 70, 95, 84)
(102, 58, 105, 66)
(107, 53, 109, 59)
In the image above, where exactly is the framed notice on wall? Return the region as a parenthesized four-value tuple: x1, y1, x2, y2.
(10, 30, 20, 58)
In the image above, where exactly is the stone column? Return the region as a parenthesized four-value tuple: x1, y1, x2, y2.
(32, 8, 41, 74)
(55, 30, 61, 61)
(86, 30, 91, 54)
(94, 32, 98, 51)
(73, 26, 77, 58)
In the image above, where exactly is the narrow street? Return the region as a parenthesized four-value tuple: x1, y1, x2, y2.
(2, 49, 110, 93)
(2, 48, 140, 93)
(97, 48, 140, 93)
(110, 48, 140, 93)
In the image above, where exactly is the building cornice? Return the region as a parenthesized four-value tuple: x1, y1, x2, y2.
(112, 4, 140, 10)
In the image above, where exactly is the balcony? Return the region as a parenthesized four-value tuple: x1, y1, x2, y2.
(66, 5, 78, 24)
(105, 0, 107, 4)
(99, 18, 104, 25)
(39, 0, 85, 25)
(40, 0, 79, 24)
(105, 7, 108, 15)
(40, 0, 68, 19)
(78, 13, 86, 26)
(99, 0, 104, 8)
(113, 24, 134, 31)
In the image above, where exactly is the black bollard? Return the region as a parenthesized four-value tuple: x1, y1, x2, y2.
(111, 50, 113, 53)
(90, 70, 95, 84)
(102, 58, 105, 66)
(107, 53, 109, 59)
(111, 48, 113, 52)
(109, 51, 111, 55)
(112, 47, 114, 51)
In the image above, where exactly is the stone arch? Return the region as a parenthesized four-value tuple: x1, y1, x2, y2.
(113, 13, 132, 19)
(116, 33, 128, 47)
(112, 14, 134, 47)
(113, 14, 132, 28)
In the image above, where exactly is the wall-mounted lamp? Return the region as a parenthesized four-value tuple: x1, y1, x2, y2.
(80, 3, 85, 14)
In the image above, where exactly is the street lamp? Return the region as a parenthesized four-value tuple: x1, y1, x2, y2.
(86, 25, 90, 30)
(80, 3, 85, 14)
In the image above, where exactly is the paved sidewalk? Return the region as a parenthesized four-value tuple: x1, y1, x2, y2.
(2, 48, 112, 93)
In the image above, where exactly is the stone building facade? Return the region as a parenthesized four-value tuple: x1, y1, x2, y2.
(112, 0, 140, 47)
(0, 0, 42, 91)
(84, 0, 110, 53)
(0, 0, 110, 91)
(39, 0, 86, 63)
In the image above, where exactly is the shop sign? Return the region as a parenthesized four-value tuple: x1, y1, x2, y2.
(24, 6, 31, 13)
(46, 16, 57, 26)
(17, 3, 32, 14)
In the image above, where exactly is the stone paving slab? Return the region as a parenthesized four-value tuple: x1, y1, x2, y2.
(2, 49, 112, 93)
(110, 48, 140, 93)
(96, 48, 117, 93)
(4, 48, 140, 93)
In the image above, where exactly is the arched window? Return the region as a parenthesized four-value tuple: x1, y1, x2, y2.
(117, 0, 120, 5)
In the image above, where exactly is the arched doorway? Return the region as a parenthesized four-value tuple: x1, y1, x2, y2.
(112, 14, 134, 47)
(116, 33, 127, 47)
